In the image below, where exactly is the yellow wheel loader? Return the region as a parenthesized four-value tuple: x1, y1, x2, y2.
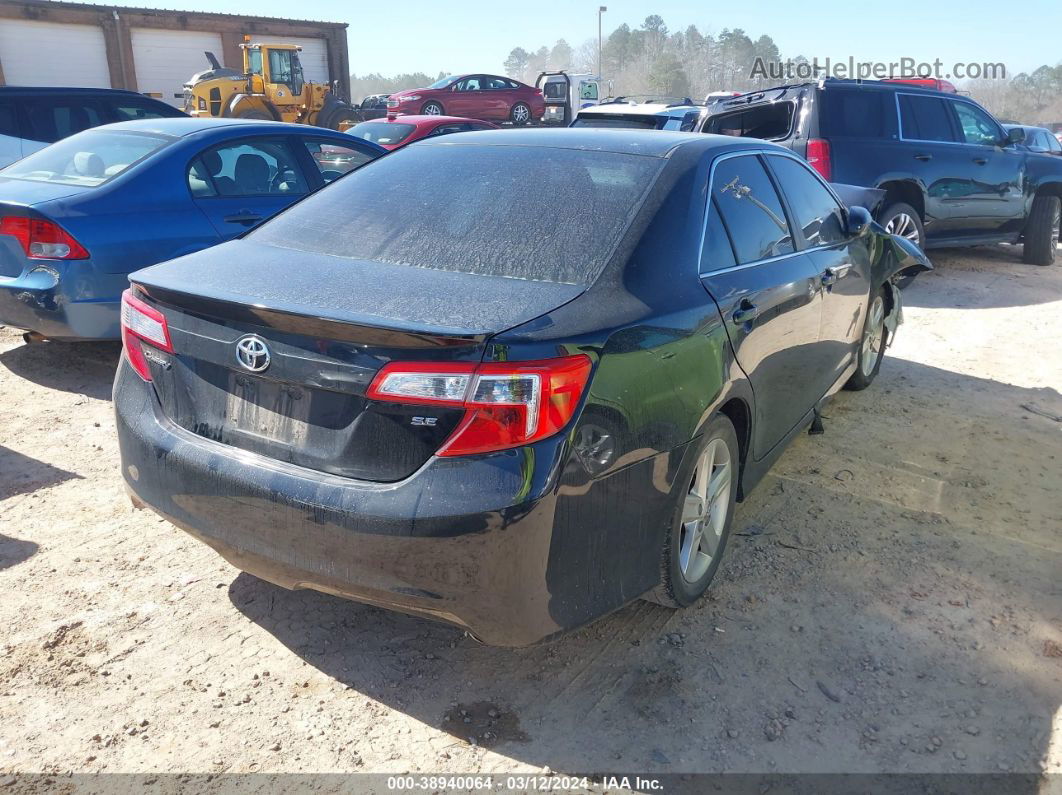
(183, 42, 359, 130)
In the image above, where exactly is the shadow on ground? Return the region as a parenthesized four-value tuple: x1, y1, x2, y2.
(0, 444, 82, 500)
(904, 244, 1061, 309)
(227, 356, 1061, 776)
(0, 534, 39, 571)
(0, 339, 121, 400)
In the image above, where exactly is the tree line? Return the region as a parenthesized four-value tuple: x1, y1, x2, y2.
(348, 15, 1062, 124)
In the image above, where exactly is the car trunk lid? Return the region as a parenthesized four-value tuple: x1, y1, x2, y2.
(129, 240, 584, 482)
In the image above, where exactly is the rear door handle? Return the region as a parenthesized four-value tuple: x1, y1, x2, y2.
(914, 153, 932, 161)
(224, 211, 263, 226)
(973, 157, 988, 165)
(731, 300, 759, 324)
(821, 263, 853, 286)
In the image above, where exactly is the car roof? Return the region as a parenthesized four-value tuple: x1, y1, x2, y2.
(714, 78, 965, 110)
(97, 117, 338, 137)
(416, 127, 779, 157)
(0, 86, 159, 97)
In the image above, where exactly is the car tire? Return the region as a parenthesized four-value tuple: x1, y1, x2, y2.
(878, 202, 925, 289)
(421, 101, 444, 116)
(844, 286, 888, 391)
(510, 102, 532, 125)
(646, 414, 739, 609)
(326, 108, 359, 131)
(1022, 193, 1060, 266)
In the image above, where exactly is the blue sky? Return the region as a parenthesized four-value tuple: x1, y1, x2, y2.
(88, 0, 1058, 77)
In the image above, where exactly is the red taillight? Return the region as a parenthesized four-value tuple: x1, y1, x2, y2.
(0, 216, 89, 260)
(367, 354, 593, 456)
(806, 138, 832, 181)
(120, 289, 173, 382)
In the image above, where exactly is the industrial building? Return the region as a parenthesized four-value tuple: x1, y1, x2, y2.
(0, 0, 351, 105)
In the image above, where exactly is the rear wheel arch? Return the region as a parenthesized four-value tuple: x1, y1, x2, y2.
(878, 179, 925, 221)
(717, 398, 751, 500)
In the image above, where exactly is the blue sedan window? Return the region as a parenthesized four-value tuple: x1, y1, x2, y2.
(1, 130, 169, 187)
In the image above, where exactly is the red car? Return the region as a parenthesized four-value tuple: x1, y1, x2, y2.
(386, 74, 544, 125)
(346, 115, 498, 151)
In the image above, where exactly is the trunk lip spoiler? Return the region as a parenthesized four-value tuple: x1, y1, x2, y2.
(133, 283, 488, 349)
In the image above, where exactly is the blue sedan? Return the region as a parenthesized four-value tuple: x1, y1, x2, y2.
(0, 118, 384, 340)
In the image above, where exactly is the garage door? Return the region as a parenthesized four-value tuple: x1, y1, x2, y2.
(131, 28, 223, 107)
(0, 20, 111, 88)
(286, 37, 330, 84)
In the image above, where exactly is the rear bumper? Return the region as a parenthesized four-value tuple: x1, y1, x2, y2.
(113, 359, 579, 646)
(0, 266, 121, 340)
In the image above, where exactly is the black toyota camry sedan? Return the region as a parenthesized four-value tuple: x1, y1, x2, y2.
(114, 129, 930, 646)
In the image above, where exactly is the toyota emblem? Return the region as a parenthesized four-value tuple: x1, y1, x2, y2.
(235, 335, 271, 372)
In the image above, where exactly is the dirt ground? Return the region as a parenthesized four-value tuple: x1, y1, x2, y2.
(0, 246, 1059, 779)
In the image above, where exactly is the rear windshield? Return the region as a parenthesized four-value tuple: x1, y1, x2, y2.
(349, 122, 416, 146)
(1, 130, 169, 186)
(571, 115, 661, 130)
(705, 102, 794, 140)
(543, 82, 567, 99)
(251, 143, 663, 285)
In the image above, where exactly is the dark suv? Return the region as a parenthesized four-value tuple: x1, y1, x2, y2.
(0, 86, 184, 169)
(701, 79, 1062, 266)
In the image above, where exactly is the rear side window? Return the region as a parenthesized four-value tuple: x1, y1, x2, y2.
(0, 104, 18, 138)
(22, 97, 106, 144)
(1, 130, 169, 186)
(700, 197, 737, 273)
(250, 144, 663, 285)
(704, 103, 794, 140)
(768, 155, 847, 247)
(711, 154, 794, 264)
(898, 95, 957, 142)
(820, 90, 892, 138)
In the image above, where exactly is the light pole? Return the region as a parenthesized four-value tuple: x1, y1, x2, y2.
(598, 6, 607, 79)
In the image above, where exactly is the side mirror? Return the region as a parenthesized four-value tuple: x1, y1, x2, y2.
(1004, 127, 1025, 146)
(847, 205, 872, 237)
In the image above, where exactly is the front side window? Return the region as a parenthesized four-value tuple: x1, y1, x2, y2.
(2, 130, 169, 186)
(711, 154, 794, 264)
(768, 155, 847, 247)
(455, 77, 481, 92)
(190, 139, 307, 197)
(1047, 133, 1062, 154)
(303, 139, 375, 182)
(951, 102, 1002, 146)
(898, 94, 956, 142)
(268, 50, 294, 85)
(108, 100, 175, 122)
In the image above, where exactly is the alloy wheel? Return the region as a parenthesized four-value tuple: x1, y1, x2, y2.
(423, 103, 442, 115)
(678, 438, 732, 583)
(511, 104, 530, 123)
(885, 212, 921, 244)
(861, 295, 885, 377)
